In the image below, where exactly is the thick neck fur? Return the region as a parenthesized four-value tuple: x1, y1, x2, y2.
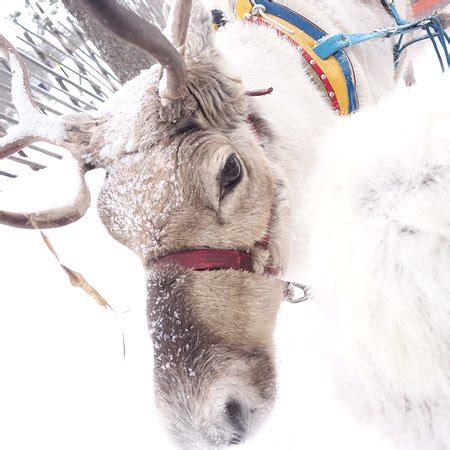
(206, 0, 410, 278)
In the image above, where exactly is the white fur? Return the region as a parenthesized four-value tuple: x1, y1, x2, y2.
(306, 73, 450, 450)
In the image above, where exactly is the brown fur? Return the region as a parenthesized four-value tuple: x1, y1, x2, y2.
(146, 266, 281, 447)
(92, 7, 284, 446)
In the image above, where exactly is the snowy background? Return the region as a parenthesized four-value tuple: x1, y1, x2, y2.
(0, 1, 446, 449)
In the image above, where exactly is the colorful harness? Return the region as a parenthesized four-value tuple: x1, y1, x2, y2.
(227, 0, 449, 115)
(234, 0, 359, 115)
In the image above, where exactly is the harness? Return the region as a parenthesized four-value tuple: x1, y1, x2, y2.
(235, 0, 359, 115)
(151, 0, 449, 304)
(233, 0, 449, 115)
(315, 0, 450, 72)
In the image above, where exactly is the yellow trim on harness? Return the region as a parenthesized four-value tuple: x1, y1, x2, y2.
(234, 0, 351, 115)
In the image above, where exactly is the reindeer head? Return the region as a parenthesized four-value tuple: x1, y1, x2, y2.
(0, 1, 286, 447)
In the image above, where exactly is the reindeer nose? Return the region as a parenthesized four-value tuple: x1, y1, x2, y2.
(224, 399, 248, 445)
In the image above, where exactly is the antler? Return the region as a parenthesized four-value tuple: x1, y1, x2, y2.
(164, 0, 193, 52)
(0, 182, 90, 229)
(0, 35, 94, 229)
(76, 0, 193, 103)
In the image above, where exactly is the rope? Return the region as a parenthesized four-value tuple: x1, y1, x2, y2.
(395, 15, 450, 71)
(314, 2, 449, 72)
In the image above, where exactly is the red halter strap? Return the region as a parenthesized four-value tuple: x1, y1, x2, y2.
(152, 234, 270, 273)
(153, 248, 253, 272)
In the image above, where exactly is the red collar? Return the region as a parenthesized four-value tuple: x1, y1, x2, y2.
(152, 234, 270, 274)
(152, 248, 254, 272)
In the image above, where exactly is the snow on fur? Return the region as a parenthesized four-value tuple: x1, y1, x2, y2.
(97, 68, 159, 160)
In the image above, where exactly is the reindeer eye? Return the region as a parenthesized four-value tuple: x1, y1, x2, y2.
(220, 153, 242, 198)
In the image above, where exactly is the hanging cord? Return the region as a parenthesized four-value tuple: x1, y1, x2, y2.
(314, 4, 449, 72)
(393, 15, 449, 71)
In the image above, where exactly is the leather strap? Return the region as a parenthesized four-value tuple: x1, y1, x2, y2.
(152, 248, 254, 272)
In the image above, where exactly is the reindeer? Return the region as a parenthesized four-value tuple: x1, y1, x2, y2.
(0, 0, 420, 448)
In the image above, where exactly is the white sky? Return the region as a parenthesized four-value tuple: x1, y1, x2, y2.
(0, 1, 29, 43)
(0, 0, 25, 17)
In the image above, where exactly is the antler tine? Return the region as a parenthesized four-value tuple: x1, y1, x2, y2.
(165, 0, 193, 51)
(0, 36, 72, 158)
(0, 178, 91, 229)
(0, 35, 94, 229)
(76, 0, 192, 101)
(0, 35, 47, 158)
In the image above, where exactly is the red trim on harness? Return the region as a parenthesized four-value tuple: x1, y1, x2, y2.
(153, 248, 254, 272)
(300, 48, 341, 111)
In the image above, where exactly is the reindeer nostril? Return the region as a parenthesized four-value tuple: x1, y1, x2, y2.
(225, 399, 242, 416)
(225, 399, 243, 423)
(225, 399, 247, 437)
(228, 433, 244, 445)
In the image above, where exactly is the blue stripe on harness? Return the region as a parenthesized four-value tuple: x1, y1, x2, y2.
(314, 1, 450, 72)
(252, 0, 359, 113)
